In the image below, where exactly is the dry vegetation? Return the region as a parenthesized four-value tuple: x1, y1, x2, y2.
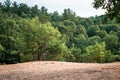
(0, 61, 120, 80)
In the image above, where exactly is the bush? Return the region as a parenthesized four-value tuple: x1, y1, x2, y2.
(20, 53, 33, 62)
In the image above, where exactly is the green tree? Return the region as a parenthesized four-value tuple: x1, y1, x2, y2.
(3, 0, 12, 14)
(73, 34, 87, 50)
(87, 25, 100, 37)
(18, 3, 30, 17)
(50, 11, 60, 22)
(83, 42, 114, 63)
(11, 1, 18, 14)
(103, 34, 119, 54)
(0, 14, 21, 64)
(80, 18, 94, 27)
(62, 8, 76, 21)
(96, 30, 107, 38)
(46, 40, 71, 61)
(75, 25, 88, 38)
(40, 6, 48, 16)
(70, 46, 82, 62)
(31, 5, 39, 17)
(88, 36, 101, 45)
(0, 14, 19, 51)
(57, 20, 77, 47)
(99, 24, 120, 33)
(18, 17, 68, 61)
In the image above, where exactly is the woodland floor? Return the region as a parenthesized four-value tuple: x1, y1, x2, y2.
(0, 61, 120, 80)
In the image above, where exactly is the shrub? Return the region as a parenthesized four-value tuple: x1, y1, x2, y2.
(0, 51, 20, 64)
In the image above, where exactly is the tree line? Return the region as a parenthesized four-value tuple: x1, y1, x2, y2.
(0, 0, 120, 64)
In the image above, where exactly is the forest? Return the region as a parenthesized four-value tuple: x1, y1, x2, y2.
(0, 0, 120, 64)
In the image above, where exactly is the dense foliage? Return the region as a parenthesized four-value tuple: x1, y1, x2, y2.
(0, 0, 120, 64)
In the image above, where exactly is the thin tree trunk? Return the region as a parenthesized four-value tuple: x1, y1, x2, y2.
(38, 53, 40, 60)
(40, 52, 43, 60)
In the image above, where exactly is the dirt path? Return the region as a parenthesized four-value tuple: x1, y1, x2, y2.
(0, 61, 120, 80)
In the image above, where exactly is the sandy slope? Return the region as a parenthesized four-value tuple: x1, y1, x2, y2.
(0, 61, 120, 80)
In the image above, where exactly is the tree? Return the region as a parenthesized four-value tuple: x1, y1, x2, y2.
(46, 40, 71, 61)
(2, 0, 12, 14)
(96, 30, 107, 38)
(18, 3, 30, 17)
(62, 8, 76, 21)
(18, 17, 68, 61)
(73, 34, 87, 50)
(87, 25, 100, 37)
(40, 6, 48, 16)
(11, 1, 18, 14)
(93, 0, 120, 22)
(0, 14, 21, 64)
(88, 36, 101, 45)
(31, 5, 39, 17)
(80, 18, 94, 27)
(99, 24, 120, 33)
(70, 46, 82, 62)
(4, 0, 11, 7)
(103, 34, 119, 54)
(83, 42, 114, 63)
(75, 25, 88, 38)
(0, 14, 19, 51)
(49, 11, 60, 22)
